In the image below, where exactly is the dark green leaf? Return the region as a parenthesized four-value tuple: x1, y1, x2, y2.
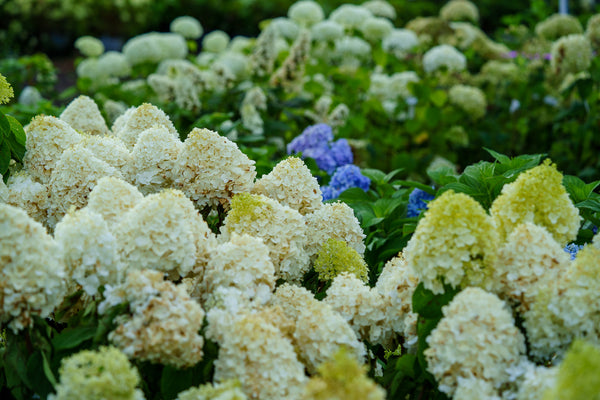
(6, 115, 26, 146)
(0, 138, 11, 176)
(412, 282, 460, 319)
(0, 113, 10, 139)
(563, 175, 600, 204)
(52, 326, 96, 351)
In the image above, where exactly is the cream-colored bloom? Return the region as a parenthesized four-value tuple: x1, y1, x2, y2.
(213, 311, 307, 399)
(114, 189, 215, 279)
(23, 115, 83, 183)
(220, 193, 309, 283)
(86, 176, 143, 227)
(0, 204, 66, 332)
(422, 44, 467, 73)
(449, 84, 487, 120)
(310, 20, 344, 42)
(288, 1, 324, 27)
(382, 29, 420, 58)
(174, 128, 255, 210)
(54, 208, 123, 296)
(76, 135, 132, 171)
(304, 201, 365, 259)
(0, 175, 7, 203)
(201, 233, 275, 306)
(490, 160, 580, 246)
(123, 32, 188, 65)
(49, 346, 144, 400)
(149, 59, 204, 111)
(100, 269, 205, 368)
(453, 377, 500, 400)
(362, 0, 396, 20)
(202, 30, 230, 53)
(440, 0, 479, 23)
(325, 272, 389, 345)
(492, 223, 569, 311)
(535, 13, 583, 41)
(251, 25, 278, 76)
(375, 253, 420, 349)
(330, 4, 374, 30)
(6, 170, 49, 225)
(515, 363, 558, 400)
(404, 190, 499, 294)
(550, 34, 593, 76)
(127, 126, 183, 195)
(48, 146, 123, 227)
(425, 287, 526, 396)
(170, 16, 203, 39)
(74, 36, 105, 57)
(112, 103, 179, 150)
(360, 17, 394, 41)
(252, 157, 322, 215)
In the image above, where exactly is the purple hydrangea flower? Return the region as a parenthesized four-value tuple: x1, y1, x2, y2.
(330, 139, 353, 166)
(303, 146, 338, 175)
(320, 165, 371, 201)
(407, 188, 435, 218)
(564, 243, 585, 260)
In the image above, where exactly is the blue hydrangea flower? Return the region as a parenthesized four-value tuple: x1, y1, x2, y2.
(330, 165, 371, 192)
(287, 123, 333, 155)
(407, 188, 435, 218)
(564, 243, 585, 260)
(320, 185, 340, 201)
(287, 124, 353, 174)
(330, 139, 353, 166)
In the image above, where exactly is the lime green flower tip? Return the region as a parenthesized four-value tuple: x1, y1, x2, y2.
(314, 238, 368, 282)
(227, 192, 271, 225)
(544, 339, 600, 400)
(302, 347, 386, 400)
(0, 74, 14, 104)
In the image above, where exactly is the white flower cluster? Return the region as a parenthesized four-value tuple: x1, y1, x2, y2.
(422, 44, 467, 74)
(148, 60, 204, 111)
(170, 16, 203, 40)
(425, 287, 526, 396)
(0, 204, 67, 332)
(123, 32, 188, 65)
(382, 29, 420, 58)
(100, 269, 206, 368)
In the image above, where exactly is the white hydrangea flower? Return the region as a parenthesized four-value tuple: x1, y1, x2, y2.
(304, 201, 366, 259)
(0, 174, 7, 203)
(360, 17, 394, 41)
(551, 34, 593, 76)
(100, 269, 205, 369)
(362, 0, 397, 20)
(330, 4, 374, 30)
(49, 346, 144, 400)
(425, 287, 526, 396)
(76, 52, 131, 85)
(76, 135, 132, 171)
(240, 86, 267, 135)
(114, 189, 215, 279)
(403, 191, 499, 294)
(127, 126, 183, 195)
(74, 35, 104, 57)
(310, 20, 345, 42)
(18, 86, 43, 106)
(201, 233, 275, 307)
(229, 36, 252, 53)
(422, 44, 467, 73)
(453, 377, 501, 400)
(524, 245, 600, 361)
(269, 17, 300, 40)
(149, 59, 204, 111)
(170, 16, 203, 40)
(334, 36, 372, 67)
(252, 157, 322, 215)
(0, 204, 66, 332)
(515, 363, 558, 400)
(48, 147, 123, 227)
(220, 193, 309, 283)
(492, 223, 570, 311)
(174, 128, 256, 210)
(271, 284, 366, 374)
(440, 0, 480, 23)
(213, 311, 307, 399)
(288, 1, 324, 27)
(6, 170, 49, 225)
(23, 115, 83, 183)
(214, 51, 251, 80)
(251, 25, 278, 76)
(54, 208, 123, 296)
(375, 253, 420, 349)
(324, 272, 389, 345)
(60, 95, 110, 136)
(449, 84, 487, 120)
(176, 380, 246, 400)
(382, 29, 420, 58)
(112, 103, 179, 150)
(87, 176, 143, 227)
(202, 30, 230, 53)
(103, 100, 128, 126)
(123, 32, 188, 65)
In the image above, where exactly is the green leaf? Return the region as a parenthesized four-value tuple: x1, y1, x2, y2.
(427, 166, 458, 186)
(412, 282, 460, 319)
(0, 138, 11, 176)
(160, 365, 197, 400)
(429, 90, 447, 107)
(337, 187, 373, 203)
(563, 175, 600, 204)
(6, 115, 26, 146)
(0, 112, 10, 139)
(424, 106, 441, 129)
(41, 351, 57, 388)
(577, 198, 600, 213)
(361, 168, 386, 183)
(52, 326, 96, 351)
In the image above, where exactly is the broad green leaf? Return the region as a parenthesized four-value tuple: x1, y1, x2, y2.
(0, 112, 10, 139)
(427, 166, 458, 186)
(563, 175, 600, 204)
(412, 282, 460, 319)
(361, 168, 386, 183)
(51, 326, 96, 351)
(0, 138, 11, 176)
(337, 187, 373, 203)
(6, 115, 26, 146)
